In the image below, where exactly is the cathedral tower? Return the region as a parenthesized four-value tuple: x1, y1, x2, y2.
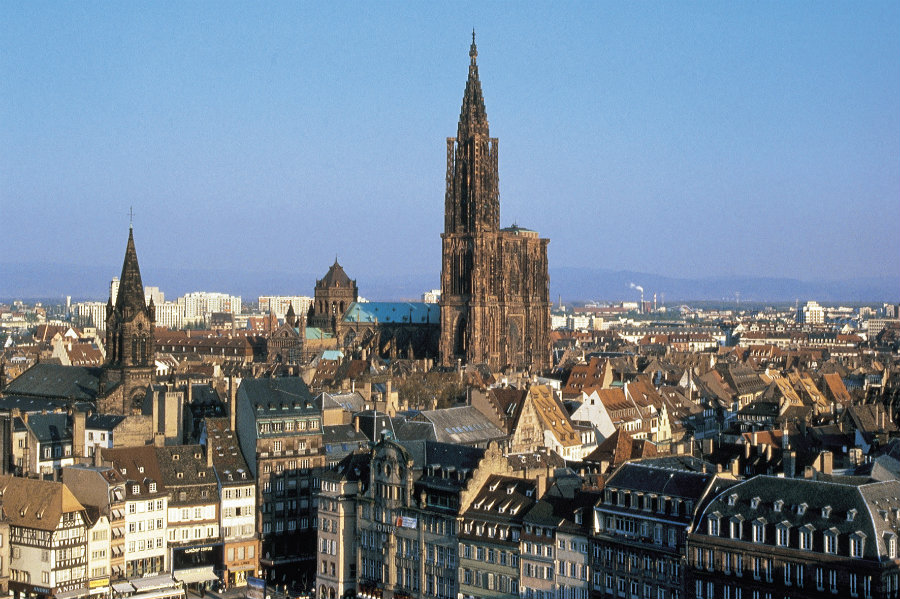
(439, 35, 551, 372)
(103, 226, 155, 413)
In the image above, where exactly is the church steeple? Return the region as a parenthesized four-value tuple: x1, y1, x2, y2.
(115, 226, 148, 317)
(103, 226, 156, 414)
(445, 31, 500, 235)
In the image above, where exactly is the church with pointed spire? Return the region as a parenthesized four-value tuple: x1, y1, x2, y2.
(100, 226, 156, 414)
(439, 34, 551, 372)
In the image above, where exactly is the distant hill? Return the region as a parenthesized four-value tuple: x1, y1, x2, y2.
(1, 262, 896, 304)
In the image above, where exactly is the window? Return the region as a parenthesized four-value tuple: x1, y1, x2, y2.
(850, 533, 865, 557)
(149, 482, 156, 492)
(824, 530, 837, 554)
(752, 520, 765, 544)
(776, 523, 790, 547)
(132, 484, 140, 494)
(850, 573, 858, 597)
(829, 569, 838, 593)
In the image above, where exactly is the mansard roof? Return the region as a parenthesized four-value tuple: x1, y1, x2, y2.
(697, 475, 900, 561)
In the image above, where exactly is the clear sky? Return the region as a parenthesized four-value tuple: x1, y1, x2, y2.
(2, 2, 898, 295)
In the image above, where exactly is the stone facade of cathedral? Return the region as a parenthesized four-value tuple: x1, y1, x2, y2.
(100, 227, 156, 414)
(439, 37, 551, 372)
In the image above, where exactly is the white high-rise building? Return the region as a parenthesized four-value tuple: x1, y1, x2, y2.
(110, 277, 120, 306)
(799, 300, 825, 325)
(179, 292, 242, 325)
(258, 295, 313, 319)
(74, 301, 108, 330)
(154, 301, 184, 330)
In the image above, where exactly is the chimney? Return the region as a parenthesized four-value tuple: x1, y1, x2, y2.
(72, 410, 86, 458)
(784, 450, 796, 478)
(730, 457, 739, 477)
(744, 440, 751, 459)
(186, 378, 193, 404)
(152, 389, 159, 436)
(94, 446, 103, 467)
(206, 443, 213, 468)
(363, 381, 372, 403)
(354, 415, 360, 434)
(535, 474, 547, 499)
(820, 451, 833, 474)
(804, 466, 814, 479)
(229, 376, 238, 431)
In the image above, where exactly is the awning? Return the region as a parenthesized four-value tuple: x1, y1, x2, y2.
(55, 588, 90, 599)
(112, 582, 135, 594)
(174, 567, 219, 585)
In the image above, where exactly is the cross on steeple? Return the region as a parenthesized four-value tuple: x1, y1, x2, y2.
(129, 206, 134, 229)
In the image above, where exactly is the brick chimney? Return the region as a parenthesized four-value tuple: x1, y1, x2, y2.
(229, 376, 238, 431)
(72, 410, 86, 458)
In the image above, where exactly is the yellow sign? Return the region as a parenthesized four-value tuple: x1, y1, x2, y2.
(90, 579, 110, 589)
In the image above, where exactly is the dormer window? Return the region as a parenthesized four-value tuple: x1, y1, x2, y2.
(822, 505, 832, 518)
(708, 512, 721, 536)
(132, 484, 139, 495)
(752, 519, 766, 543)
(751, 496, 761, 509)
(824, 529, 838, 554)
(149, 482, 156, 493)
(728, 493, 738, 507)
(730, 516, 744, 540)
(773, 499, 784, 513)
(885, 533, 897, 559)
(847, 508, 857, 522)
(850, 532, 866, 558)
(800, 525, 814, 550)
(797, 503, 807, 516)
(776, 522, 791, 547)
(138, 466, 144, 473)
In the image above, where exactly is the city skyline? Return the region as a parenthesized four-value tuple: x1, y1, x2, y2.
(3, 3, 899, 298)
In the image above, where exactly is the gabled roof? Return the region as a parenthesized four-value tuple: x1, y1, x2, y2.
(0, 475, 85, 531)
(24, 411, 70, 444)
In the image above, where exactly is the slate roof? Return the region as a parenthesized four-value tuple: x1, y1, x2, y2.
(114, 228, 148, 314)
(461, 475, 537, 537)
(103, 445, 168, 501)
(0, 475, 85, 531)
(0, 395, 67, 412)
(343, 302, 440, 325)
(239, 377, 315, 411)
(155, 445, 219, 506)
(204, 417, 253, 484)
(24, 411, 70, 443)
(697, 475, 900, 561)
(605, 461, 716, 501)
(412, 405, 506, 445)
(323, 424, 370, 462)
(4, 363, 110, 400)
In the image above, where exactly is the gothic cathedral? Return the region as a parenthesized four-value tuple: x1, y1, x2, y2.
(439, 36, 551, 372)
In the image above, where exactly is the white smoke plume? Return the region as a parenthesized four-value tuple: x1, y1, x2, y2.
(629, 282, 644, 293)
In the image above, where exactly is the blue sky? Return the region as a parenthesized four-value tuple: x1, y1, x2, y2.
(2, 2, 898, 296)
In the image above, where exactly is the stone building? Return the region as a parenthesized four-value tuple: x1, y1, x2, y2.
(592, 461, 732, 599)
(439, 35, 551, 372)
(100, 227, 156, 415)
(688, 475, 900, 599)
(234, 377, 325, 587)
(309, 260, 358, 334)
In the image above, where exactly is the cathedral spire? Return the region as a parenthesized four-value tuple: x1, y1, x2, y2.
(458, 29, 489, 139)
(115, 227, 147, 315)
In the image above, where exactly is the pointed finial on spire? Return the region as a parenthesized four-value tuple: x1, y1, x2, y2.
(129, 206, 134, 230)
(470, 29, 477, 63)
